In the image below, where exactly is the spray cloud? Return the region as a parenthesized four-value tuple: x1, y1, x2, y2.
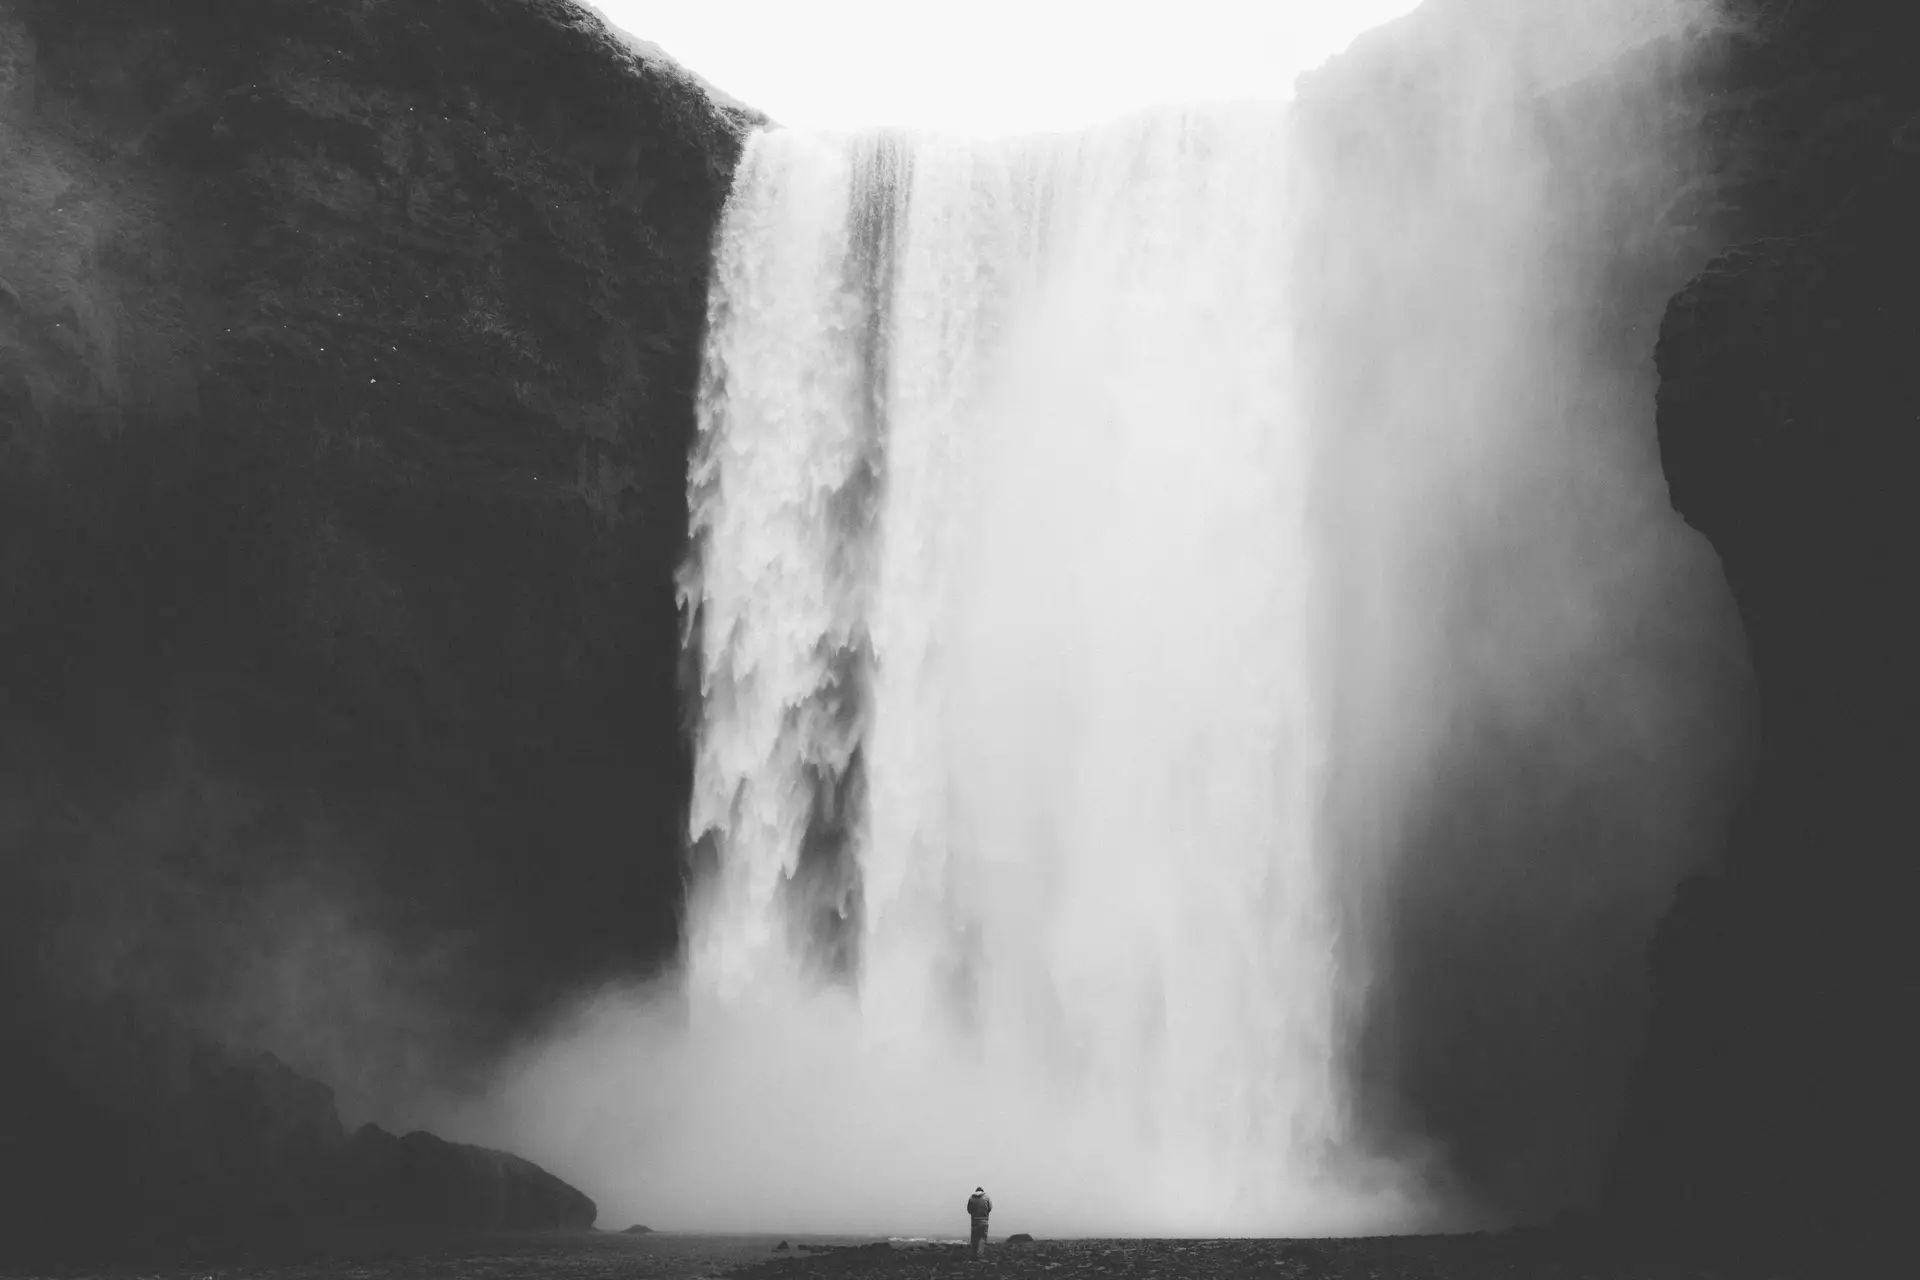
(460, 0, 1748, 1236)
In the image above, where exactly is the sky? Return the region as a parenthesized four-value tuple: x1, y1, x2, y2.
(589, 0, 1427, 133)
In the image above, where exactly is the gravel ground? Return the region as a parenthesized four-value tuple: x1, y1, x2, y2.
(0, 1231, 1810, 1280)
(730, 1236, 1807, 1280)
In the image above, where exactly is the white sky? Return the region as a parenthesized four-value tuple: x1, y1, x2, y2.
(589, 1, 1427, 134)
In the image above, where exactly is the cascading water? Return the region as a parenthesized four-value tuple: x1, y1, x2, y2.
(450, 0, 1742, 1241)
(677, 109, 1420, 1235)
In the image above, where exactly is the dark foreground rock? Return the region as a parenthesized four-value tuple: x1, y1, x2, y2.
(0, 0, 742, 1259)
(339, 1123, 597, 1233)
(0, 994, 596, 1264)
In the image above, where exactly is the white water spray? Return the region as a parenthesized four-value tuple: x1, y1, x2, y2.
(668, 111, 1419, 1234)
(450, 0, 1741, 1240)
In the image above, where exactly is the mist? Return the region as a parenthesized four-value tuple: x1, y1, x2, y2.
(1288, 0, 1751, 1216)
(0, 736, 497, 1133)
(448, 0, 1751, 1237)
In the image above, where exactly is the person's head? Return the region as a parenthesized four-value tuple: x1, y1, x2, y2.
(974, 1187, 984, 1194)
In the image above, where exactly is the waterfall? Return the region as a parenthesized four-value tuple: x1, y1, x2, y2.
(446, 2, 1740, 1239)
(677, 110, 1418, 1234)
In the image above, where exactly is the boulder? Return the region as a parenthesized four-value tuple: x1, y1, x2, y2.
(1, 0, 740, 1255)
(0, 996, 597, 1261)
(338, 1124, 597, 1233)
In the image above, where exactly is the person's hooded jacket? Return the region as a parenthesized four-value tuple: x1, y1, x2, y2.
(967, 1190, 992, 1223)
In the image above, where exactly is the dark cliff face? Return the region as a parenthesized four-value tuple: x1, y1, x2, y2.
(1286, 0, 1752, 1225)
(1284, 2, 1914, 1247)
(1, 0, 747, 1130)
(5, 993, 599, 1261)
(1606, 0, 1918, 1260)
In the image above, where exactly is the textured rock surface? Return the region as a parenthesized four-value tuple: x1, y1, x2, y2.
(0, 0, 748, 1086)
(0, 0, 741, 1260)
(1603, 0, 1919, 1262)
(340, 1123, 599, 1233)
(1284, 0, 1749, 1225)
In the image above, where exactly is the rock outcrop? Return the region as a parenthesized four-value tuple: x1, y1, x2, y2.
(1606, 0, 1918, 1263)
(1, 993, 597, 1262)
(1, 0, 749, 1113)
(339, 1123, 598, 1233)
(1, 0, 740, 1260)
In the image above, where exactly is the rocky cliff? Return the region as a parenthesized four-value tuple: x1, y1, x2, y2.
(1606, 0, 1917, 1263)
(1286, 0, 1752, 1226)
(1289, 0, 1915, 1254)
(5, 992, 597, 1262)
(1, 0, 749, 1088)
(1, 0, 747, 1257)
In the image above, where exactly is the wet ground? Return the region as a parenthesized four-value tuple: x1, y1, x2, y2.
(0, 1231, 1807, 1280)
(1, 1234, 854, 1280)
(730, 1236, 1802, 1280)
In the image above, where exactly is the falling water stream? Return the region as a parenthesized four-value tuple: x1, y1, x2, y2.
(450, 0, 1743, 1240)
(677, 111, 1415, 1232)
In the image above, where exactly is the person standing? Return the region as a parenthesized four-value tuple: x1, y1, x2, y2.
(966, 1186, 992, 1260)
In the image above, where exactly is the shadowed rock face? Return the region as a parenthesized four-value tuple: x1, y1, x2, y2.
(1284, 1, 1916, 1251)
(1285, 1, 1750, 1226)
(340, 1123, 599, 1233)
(3, 993, 596, 1261)
(1606, 0, 1918, 1263)
(0, 0, 741, 1259)
(0, 0, 750, 1086)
